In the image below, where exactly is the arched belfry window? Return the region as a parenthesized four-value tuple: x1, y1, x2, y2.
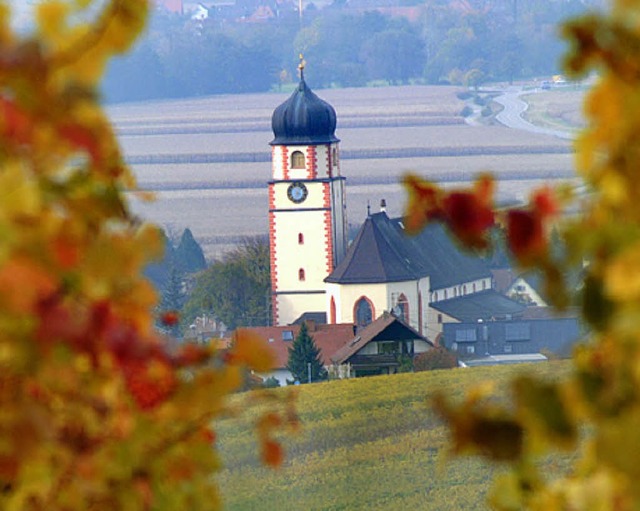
(298, 268, 305, 281)
(298, 232, 304, 245)
(291, 151, 305, 169)
(354, 297, 373, 328)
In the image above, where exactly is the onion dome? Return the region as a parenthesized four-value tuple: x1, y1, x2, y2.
(270, 68, 339, 146)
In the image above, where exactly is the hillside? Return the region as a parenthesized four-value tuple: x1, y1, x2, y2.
(215, 361, 571, 510)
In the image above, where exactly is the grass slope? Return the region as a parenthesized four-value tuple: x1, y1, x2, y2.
(215, 361, 569, 511)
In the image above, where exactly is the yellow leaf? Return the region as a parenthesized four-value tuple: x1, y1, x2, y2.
(604, 242, 640, 300)
(36, 1, 69, 41)
(231, 329, 276, 372)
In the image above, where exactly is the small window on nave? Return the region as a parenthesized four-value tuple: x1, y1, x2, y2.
(291, 151, 305, 169)
(298, 232, 304, 244)
(298, 268, 306, 281)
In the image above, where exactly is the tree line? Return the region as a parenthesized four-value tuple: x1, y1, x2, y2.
(102, 0, 601, 103)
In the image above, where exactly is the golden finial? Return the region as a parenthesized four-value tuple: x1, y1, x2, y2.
(298, 53, 306, 79)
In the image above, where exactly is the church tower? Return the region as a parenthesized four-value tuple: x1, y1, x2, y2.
(269, 61, 347, 326)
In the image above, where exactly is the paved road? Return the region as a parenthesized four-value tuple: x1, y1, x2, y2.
(494, 89, 576, 140)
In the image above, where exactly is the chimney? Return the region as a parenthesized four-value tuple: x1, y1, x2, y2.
(380, 199, 387, 213)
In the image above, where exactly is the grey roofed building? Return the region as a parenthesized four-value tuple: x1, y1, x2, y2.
(325, 211, 491, 287)
(430, 289, 526, 322)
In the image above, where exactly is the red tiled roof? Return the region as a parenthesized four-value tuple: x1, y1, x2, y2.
(491, 268, 516, 293)
(242, 323, 356, 369)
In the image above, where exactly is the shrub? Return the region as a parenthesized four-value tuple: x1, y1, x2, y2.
(473, 95, 486, 106)
(263, 376, 281, 388)
(460, 105, 474, 117)
(414, 346, 458, 371)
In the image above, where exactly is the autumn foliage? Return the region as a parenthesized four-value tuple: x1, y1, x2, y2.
(405, 1, 640, 508)
(0, 2, 294, 510)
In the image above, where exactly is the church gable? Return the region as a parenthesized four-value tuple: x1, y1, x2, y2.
(325, 212, 420, 284)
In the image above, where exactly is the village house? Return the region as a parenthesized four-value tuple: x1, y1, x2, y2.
(246, 313, 433, 384)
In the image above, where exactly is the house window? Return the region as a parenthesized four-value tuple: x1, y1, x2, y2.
(291, 151, 305, 169)
(473, 283, 476, 292)
(466, 345, 475, 354)
(505, 322, 530, 341)
(504, 344, 513, 353)
(455, 328, 477, 342)
(282, 330, 294, 341)
(463, 285, 467, 294)
(482, 280, 487, 290)
(298, 268, 306, 281)
(444, 290, 448, 299)
(298, 232, 304, 244)
(437, 314, 443, 324)
(355, 297, 373, 328)
(379, 341, 399, 354)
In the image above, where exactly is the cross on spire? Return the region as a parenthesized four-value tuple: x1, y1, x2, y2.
(298, 53, 306, 80)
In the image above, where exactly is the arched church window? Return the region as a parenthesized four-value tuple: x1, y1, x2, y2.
(291, 151, 305, 169)
(298, 268, 305, 281)
(354, 297, 373, 328)
(397, 294, 409, 324)
(332, 147, 338, 166)
(330, 296, 336, 325)
(298, 232, 304, 245)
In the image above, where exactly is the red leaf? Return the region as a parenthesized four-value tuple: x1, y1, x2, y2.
(261, 439, 284, 467)
(123, 357, 177, 411)
(0, 98, 34, 145)
(58, 123, 102, 164)
(442, 191, 495, 248)
(506, 210, 545, 261)
(160, 310, 180, 327)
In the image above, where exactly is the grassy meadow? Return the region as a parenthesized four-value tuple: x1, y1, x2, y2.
(215, 361, 571, 511)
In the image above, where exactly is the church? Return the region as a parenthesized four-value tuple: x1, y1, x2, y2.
(267, 64, 523, 340)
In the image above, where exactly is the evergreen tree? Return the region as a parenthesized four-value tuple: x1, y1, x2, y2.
(175, 228, 207, 273)
(286, 322, 326, 384)
(159, 264, 186, 337)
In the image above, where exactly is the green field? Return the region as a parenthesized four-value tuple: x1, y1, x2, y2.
(215, 361, 570, 511)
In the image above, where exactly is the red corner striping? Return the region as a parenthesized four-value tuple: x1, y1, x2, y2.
(282, 146, 289, 181)
(306, 146, 317, 179)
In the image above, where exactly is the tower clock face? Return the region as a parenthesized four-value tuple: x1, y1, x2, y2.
(287, 182, 308, 204)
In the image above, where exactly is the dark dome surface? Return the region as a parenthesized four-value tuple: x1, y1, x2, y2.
(270, 78, 339, 145)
